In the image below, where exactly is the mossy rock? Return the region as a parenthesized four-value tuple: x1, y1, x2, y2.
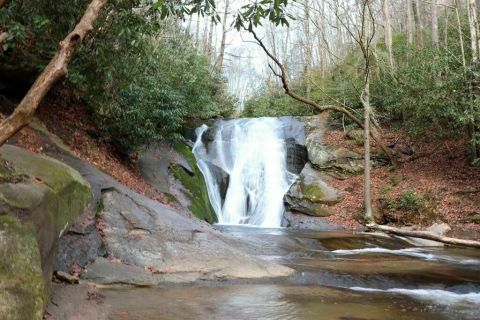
(285, 163, 342, 217)
(171, 142, 217, 223)
(0, 215, 45, 320)
(0, 145, 91, 318)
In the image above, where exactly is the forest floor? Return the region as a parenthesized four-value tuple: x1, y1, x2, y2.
(323, 128, 480, 236)
(1, 87, 479, 236)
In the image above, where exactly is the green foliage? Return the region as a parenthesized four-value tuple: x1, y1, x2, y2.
(398, 189, 423, 212)
(1, 1, 235, 154)
(373, 45, 469, 138)
(70, 10, 235, 153)
(242, 85, 315, 117)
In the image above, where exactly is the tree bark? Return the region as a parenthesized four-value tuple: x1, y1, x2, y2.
(303, 0, 312, 98)
(406, 0, 414, 45)
(467, 0, 479, 62)
(383, 0, 394, 70)
(367, 223, 480, 248)
(0, 0, 108, 147)
(412, 0, 424, 48)
(215, 0, 229, 70)
(431, 0, 439, 45)
(362, 75, 373, 222)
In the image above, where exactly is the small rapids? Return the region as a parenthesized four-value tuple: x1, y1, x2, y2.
(192, 117, 303, 227)
(327, 247, 480, 266)
(348, 287, 480, 305)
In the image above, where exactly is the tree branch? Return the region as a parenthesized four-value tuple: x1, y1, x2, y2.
(0, 0, 108, 146)
(247, 27, 397, 166)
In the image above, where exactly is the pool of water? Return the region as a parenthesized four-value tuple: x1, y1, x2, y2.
(102, 226, 480, 320)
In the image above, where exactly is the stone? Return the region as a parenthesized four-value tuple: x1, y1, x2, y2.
(0, 145, 91, 319)
(138, 141, 193, 194)
(285, 163, 342, 217)
(0, 215, 45, 320)
(285, 138, 308, 174)
(83, 189, 294, 285)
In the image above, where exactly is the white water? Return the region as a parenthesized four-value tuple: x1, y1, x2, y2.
(328, 247, 480, 266)
(192, 117, 302, 227)
(349, 287, 480, 305)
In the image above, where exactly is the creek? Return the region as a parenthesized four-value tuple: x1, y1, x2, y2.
(98, 118, 480, 319)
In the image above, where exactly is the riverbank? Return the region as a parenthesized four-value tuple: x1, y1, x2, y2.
(322, 127, 480, 237)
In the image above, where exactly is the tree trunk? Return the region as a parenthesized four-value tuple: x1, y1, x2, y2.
(367, 223, 480, 248)
(303, 0, 312, 98)
(406, 0, 414, 45)
(383, 0, 394, 70)
(195, 12, 201, 52)
(0, 0, 7, 9)
(215, 0, 229, 70)
(362, 75, 373, 223)
(0, 0, 108, 147)
(412, 0, 424, 48)
(207, 18, 214, 60)
(431, 0, 439, 45)
(467, 0, 479, 62)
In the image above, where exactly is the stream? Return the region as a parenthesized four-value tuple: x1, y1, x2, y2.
(100, 118, 479, 319)
(102, 226, 480, 320)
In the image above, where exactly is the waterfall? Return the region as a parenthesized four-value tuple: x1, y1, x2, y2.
(192, 117, 303, 227)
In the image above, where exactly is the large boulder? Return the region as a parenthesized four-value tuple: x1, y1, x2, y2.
(285, 163, 342, 217)
(0, 145, 91, 320)
(299, 116, 364, 174)
(83, 189, 294, 285)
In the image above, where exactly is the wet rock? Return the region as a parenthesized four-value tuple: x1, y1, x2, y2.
(82, 189, 293, 285)
(0, 145, 91, 319)
(285, 138, 308, 174)
(138, 142, 193, 193)
(285, 163, 342, 217)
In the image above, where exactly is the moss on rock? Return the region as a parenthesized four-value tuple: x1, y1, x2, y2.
(171, 142, 217, 223)
(0, 215, 45, 320)
(0, 145, 91, 319)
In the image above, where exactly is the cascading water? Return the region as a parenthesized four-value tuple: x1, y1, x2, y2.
(192, 117, 304, 227)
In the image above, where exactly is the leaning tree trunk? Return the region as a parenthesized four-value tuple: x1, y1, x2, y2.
(0, 0, 108, 147)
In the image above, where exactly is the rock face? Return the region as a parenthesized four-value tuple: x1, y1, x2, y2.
(83, 189, 293, 284)
(0, 145, 91, 320)
(285, 138, 308, 174)
(285, 163, 342, 217)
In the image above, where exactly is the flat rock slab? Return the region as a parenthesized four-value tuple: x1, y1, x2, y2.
(83, 189, 294, 285)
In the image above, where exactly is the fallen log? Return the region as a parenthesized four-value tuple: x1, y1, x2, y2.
(367, 223, 480, 248)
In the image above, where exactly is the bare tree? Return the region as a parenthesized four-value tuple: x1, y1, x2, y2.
(0, 0, 108, 146)
(215, 0, 230, 70)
